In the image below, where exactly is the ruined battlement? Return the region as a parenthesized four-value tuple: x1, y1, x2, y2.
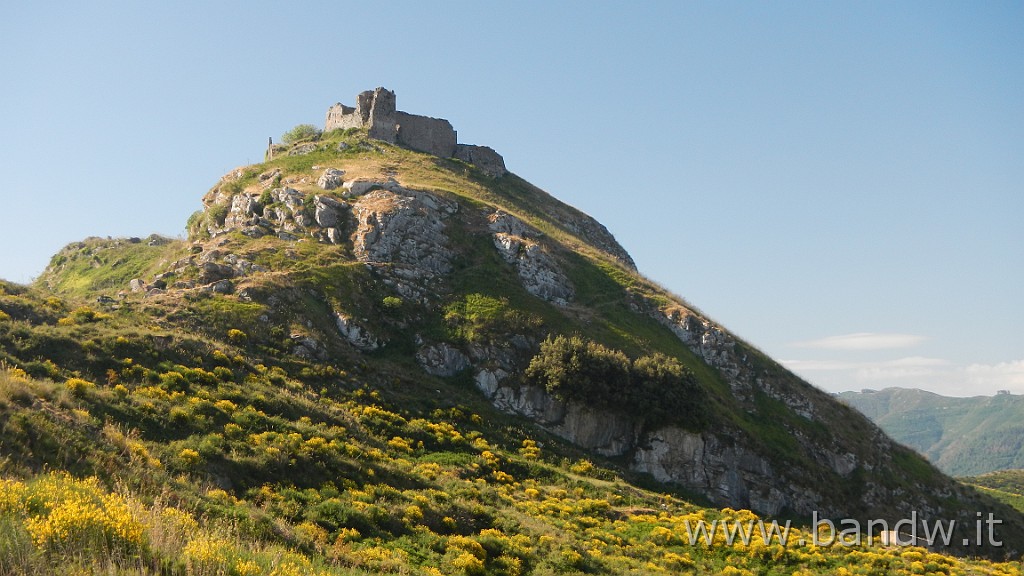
(325, 87, 506, 177)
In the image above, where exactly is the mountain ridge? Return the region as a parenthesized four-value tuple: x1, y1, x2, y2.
(839, 387, 1024, 476)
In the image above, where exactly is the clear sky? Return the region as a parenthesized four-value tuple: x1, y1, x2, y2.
(2, 1, 1021, 396)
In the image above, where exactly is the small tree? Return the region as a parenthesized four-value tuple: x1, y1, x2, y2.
(280, 124, 322, 145)
(524, 336, 708, 429)
(524, 335, 630, 407)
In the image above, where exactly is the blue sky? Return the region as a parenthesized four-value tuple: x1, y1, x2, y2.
(1, 1, 1021, 396)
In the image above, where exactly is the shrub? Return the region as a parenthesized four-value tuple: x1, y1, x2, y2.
(524, 335, 629, 404)
(632, 352, 707, 428)
(159, 371, 188, 392)
(178, 449, 201, 467)
(524, 336, 707, 428)
(64, 377, 97, 397)
(208, 203, 229, 227)
(57, 306, 104, 326)
(280, 124, 321, 145)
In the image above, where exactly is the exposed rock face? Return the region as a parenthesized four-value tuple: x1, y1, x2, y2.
(488, 211, 574, 305)
(313, 195, 346, 228)
(200, 185, 349, 245)
(454, 144, 507, 177)
(317, 168, 345, 190)
(481, 382, 640, 457)
(334, 312, 381, 351)
(288, 143, 318, 156)
(342, 178, 390, 198)
(351, 183, 457, 302)
(416, 343, 471, 376)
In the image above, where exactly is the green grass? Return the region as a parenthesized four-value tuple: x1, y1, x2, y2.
(40, 236, 187, 297)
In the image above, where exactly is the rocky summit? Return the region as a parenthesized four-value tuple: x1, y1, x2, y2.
(4, 89, 1023, 573)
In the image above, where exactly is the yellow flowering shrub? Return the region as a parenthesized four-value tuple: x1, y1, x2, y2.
(64, 377, 97, 397)
(20, 474, 145, 552)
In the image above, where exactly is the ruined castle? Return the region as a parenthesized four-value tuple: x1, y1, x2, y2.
(325, 87, 507, 177)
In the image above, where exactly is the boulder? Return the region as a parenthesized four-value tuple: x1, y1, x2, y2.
(334, 313, 381, 351)
(342, 179, 388, 198)
(314, 195, 347, 228)
(196, 279, 233, 294)
(224, 194, 260, 229)
(258, 168, 281, 182)
(288, 143, 318, 156)
(317, 168, 346, 190)
(199, 261, 235, 283)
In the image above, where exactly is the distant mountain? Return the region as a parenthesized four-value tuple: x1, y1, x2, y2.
(838, 388, 1024, 476)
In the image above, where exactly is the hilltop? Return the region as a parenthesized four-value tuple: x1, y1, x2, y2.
(838, 387, 1024, 476)
(1, 88, 1022, 574)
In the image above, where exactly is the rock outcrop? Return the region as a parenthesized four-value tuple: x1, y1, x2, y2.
(350, 183, 458, 303)
(487, 211, 574, 305)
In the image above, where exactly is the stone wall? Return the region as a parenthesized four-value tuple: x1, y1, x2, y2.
(324, 103, 362, 131)
(454, 144, 507, 177)
(396, 112, 457, 157)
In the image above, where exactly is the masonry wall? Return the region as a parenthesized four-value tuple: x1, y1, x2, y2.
(321, 88, 504, 177)
(395, 112, 457, 158)
(325, 104, 363, 132)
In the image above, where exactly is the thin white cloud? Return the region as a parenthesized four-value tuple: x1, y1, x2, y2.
(782, 356, 1024, 397)
(965, 360, 1024, 390)
(857, 357, 951, 382)
(779, 359, 858, 371)
(790, 332, 927, 351)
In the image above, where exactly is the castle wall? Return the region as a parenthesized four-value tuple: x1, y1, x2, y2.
(454, 144, 507, 177)
(396, 112, 457, 158)
(322, 88, 503, 176)
(325, 104, 363, 132)
(366, 88, 397, 143)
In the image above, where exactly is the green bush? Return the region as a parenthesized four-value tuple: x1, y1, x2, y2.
(524, 335, 706, 428)
(280, 124, 322, 145)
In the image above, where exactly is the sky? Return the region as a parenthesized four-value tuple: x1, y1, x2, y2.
(1, 1, 1021, 397)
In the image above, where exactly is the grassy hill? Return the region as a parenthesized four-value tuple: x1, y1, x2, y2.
(838, 388, 1024, 476)
(1, 126, 1022, 574)
(964, 471, 1024, 514)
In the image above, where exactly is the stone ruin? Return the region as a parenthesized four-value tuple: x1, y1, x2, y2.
(325, 87, 507, 177)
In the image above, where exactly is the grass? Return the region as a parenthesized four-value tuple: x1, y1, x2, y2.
(39, 236, 188, 298)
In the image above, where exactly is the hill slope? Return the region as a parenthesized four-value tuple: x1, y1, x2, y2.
(0, 102, 1020, 572)
(964, 470, 1024, 514)
(838, 388, 1024, 476)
